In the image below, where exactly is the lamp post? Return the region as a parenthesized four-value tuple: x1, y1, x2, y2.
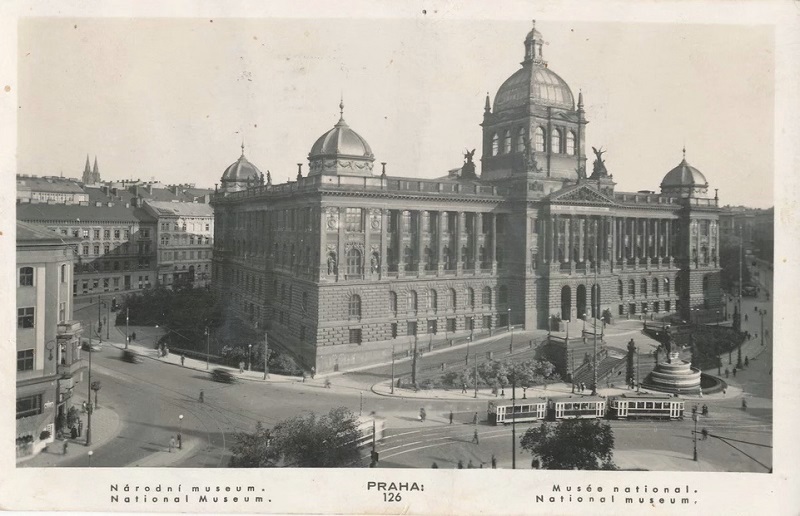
(248, 344, 252, 372)
(125, 307, 129, 349)
(263, 332, 269, 380)
(97, 298, 103, 344)
(85, 330, 93, 446)
(635, 346, 640, 393)
(205, 326, 210, 370)
(390, 344, 395, 394)
(88, 450, 93, 467)
(178, 414, 184, 450)
(474, 352, 478, 399)
(511, 373, 517, 470)
(507, 307, 512, 351)
(760, 310, 765, 346)
(591, 238, 599, 396)
(105, 303, 110, 340)
(582, 313, 587, 336)
(692, 406, 699, 462)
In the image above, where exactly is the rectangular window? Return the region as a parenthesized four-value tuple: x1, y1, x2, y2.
(427, 320, 437, 334)
(17, 307, 34, 329)
(349, 328, 362, 344)
(82, 229, 89, 238)
(103, 243, 110, 254)
(82, 280, 89, 293)
(103, 278, 110, 291)
(73, 281, 77, 297)
(122, 230, 128, 239)
(205, 223, 210, 231)
(16, 394, 42, 419)
(93, 229, 100, 239)
(19, 267, 34, 286)
(391, 323, 398, 339)
(93, 245, 100, 255)
(465, 316, 474, 331)
(345, 208, 363, 232)
(82, 245, 89, 255)
(114, 261, 120, 271)
(113, 277, 120, 287)
(17, 349, 34, 371)
(447, 318, 456, 333)
(407, 321, 417, 336)
(59, 301, 66, 322)
(61, 229, 68, 236)
(482, 315, 492, 329)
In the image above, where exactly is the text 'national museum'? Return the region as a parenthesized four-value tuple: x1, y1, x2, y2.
(211, 23, 723, 373)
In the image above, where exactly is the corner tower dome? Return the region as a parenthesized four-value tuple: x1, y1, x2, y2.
(493, 20, 575, 113)
(220, 143, 263, 193)
(308, 100, 375, 177)
(660, 148, 709, 198)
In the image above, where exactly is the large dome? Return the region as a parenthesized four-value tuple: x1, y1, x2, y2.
(309, 118, 374, 160)
(660, 153, 709, 197)
(219, 145, 263, 192)
(494, 65, 575, 112)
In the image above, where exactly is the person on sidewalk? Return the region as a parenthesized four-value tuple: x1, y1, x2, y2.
(472, 429, 479, 445)
(491, 454, 497, 468)
(180, 355, 185, 367)
(239, 361, 244, 373)
(199, 390, 204, 403)
(449, 411, 453, 425)
(473, 412, 478, 425)
(461, 383, 467, 394)
(169, 437, 176, 453)
(62, 440, 69, 455)
(311, 367, 316, 379)
(745, 356, 750, 367)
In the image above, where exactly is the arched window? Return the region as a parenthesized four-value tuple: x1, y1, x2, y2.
(551, 128, 562, 154)
(516, 127, 528, 153)
(403, 246, 413, 272)
(664, 277, 670, 295)
(482, 287, 492, 307)
(19, 267, 33, 286)
(628, 279, 636, 297)
(652, 278, 659, 296)
(618, 280, 624, 298)
(428, 290, 438, 311)
(349, 294, 362, 319)
(498, 285, 508, 305)
(346, 248, 362, 276)
(491, 133, 499, 156)
(566, 131, 576, 155)
(389, 291, 397, 314)
(408, 290, 418, 312)
(467, 287, 475, 309)
(641, 279, 648, 297)
(448, 288, 457, 310)
(503, 129, 512, 154)
(60, 264, 67, 283)
(674, 275, 681, 296)
(702, 276, 709, 293)
(534, 127, 546, 152)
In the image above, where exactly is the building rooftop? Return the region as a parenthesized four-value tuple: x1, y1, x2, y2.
(16, 201, 156, 224)
(16, 176, 86, 194)
(144, 200, 214, 217)
(16, 221, 77, 245)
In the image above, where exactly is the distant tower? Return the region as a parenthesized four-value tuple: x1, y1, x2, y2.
(82, 155, 92, 184)
(92, 156, 101, 183)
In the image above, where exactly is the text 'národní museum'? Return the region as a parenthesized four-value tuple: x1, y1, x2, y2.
(211, 22, 723, 373)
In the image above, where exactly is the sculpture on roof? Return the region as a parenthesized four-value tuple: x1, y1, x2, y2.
(522, 137, 542, 174)
(590, 146, 609, 179)
(266, 171, 272, 185)
(461, 148, 477, 179)
(464, 148, 476, 164)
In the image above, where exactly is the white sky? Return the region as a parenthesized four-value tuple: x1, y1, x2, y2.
(17, 18, 774, 207)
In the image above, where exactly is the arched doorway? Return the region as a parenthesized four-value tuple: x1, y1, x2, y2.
(576, 285, 587, 319)
(591, 284, 601, 318)
(561, 286, 572, 320)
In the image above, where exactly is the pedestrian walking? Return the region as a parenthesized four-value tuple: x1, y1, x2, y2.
(180, 354, 185, 367)
(701, 428, 708, 440)
(199, 390, 204, 403)
(461, 383, 467, 394)
(449, 411, 453, 425)
(324, 378, 332, 388)
(472, 429, 479, 445)
(131, 331, 136, 341)
(239, 361, 244, 373)
(491, 454, 497, 469)
(457, 460, 464, 469)
(473, 412, 478, 425)
(62, 440, 69, 455)
(467, 459, 474, 469)
(432, 462, 439, 469)
(311, 367, 316, 379)
(82, 400, 87, 412)
(733, 367, 737, 377)
(419, 408, 426, 422)
(725, 368, 729, 378)
(745, 356, 750, 367)
(741, 398, 747, 410)
(169, 437, 176, 453)
(177, 433, 182, 449)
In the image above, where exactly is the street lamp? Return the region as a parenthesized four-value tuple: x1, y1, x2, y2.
(582, 313, 587, 335)
(248, 344, 252, 372)
(178, 414, 184, 449)
(692, 405, 699, 462)
(88, 450, 93, 467)
(125, 306, 130, 349)
(507, 307, 512, 351)
(390, 344, 395, 394)
(205, 326, 210, 370)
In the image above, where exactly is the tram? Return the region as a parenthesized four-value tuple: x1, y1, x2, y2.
(607, 394, 684, 420)
(550, 396, 607, 420)
(487, 398, 548, 425)
(355, 416, 386, 447)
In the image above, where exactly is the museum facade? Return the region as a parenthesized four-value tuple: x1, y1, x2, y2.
(211, 23, 723, 372)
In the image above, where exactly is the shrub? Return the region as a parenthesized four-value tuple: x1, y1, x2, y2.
(39, 430, 51, 441)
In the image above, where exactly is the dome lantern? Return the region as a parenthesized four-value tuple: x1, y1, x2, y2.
(219, 142, 264, 193)
(307, 100, 375, 177)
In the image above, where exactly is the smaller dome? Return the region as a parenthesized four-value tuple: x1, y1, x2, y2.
(221, 154, 262, 184)
(661, 159, 708, 189)
(309, 118, 374, 160)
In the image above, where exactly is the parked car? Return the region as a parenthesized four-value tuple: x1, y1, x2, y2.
(122, 350, 141, 364)
(81, 339, 102, 352)
(211, 368, 236, 384)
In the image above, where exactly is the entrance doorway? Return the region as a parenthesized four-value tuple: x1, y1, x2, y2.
(576, 285, 587, 319)
(561, 286, 572, 320)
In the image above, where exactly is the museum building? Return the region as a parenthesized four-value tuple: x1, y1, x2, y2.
(211, 23, 723, 372)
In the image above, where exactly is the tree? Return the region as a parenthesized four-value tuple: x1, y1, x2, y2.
(626, 339, 636, 384)
(90, 380, 102, 409)
(229, 408, 362, 468)
(520, 419, 617, 470)
(229, 422, 278, 468)
(719, 233, 751, 292)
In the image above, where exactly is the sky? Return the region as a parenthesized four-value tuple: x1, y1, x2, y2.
(17, 17, 774, 207)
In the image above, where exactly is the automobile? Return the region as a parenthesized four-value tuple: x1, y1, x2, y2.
(122, 350, 142, 364)
(81, 339, 102, 352)
(211, 368, 236, 384)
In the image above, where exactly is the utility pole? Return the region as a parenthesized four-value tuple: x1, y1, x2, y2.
(390, 344, 395, 394)
(125, 307, 129, 349)
(511, 375, 516, 469)
(97, 299, 103, 344)
(738, 224, 743, 332)
(106, 304, 110, 340)
(692, 406, 699, 461)
(205, 326, 210, 370)
(411, 335, 419, 387)
(474, 353, 478, 399)
(591, 235, 599, 395)
(264, 330, 274, 380)
(86, 329, 93, 446)
(636, 346, 640, 393)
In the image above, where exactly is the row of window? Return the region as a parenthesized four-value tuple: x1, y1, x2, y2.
(491, 126, 576, 157)
(160, 221, 211, 232)
(18, 265, 69, 287)
(160, 234, 212, 246)
(60, 227, 134, 240)
(161, 250, 211, 261)
(16, 394, 42, 420)
(345, 286, 508, 318)
(75, 275, 151, 295)
(618, 277, 672, 298)
(619, 300, 673, 315)
(74, 258, 150, 274)
(79, 242, 150, 256)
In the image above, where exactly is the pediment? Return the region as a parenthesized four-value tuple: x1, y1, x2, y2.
(549, 184, 616, 206)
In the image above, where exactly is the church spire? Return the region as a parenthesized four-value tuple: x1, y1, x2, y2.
(484, 92, 491, 114)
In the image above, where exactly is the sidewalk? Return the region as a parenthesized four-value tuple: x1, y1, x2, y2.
(19, 393, 120, 467)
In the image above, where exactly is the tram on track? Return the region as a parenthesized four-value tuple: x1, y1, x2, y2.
(607, 394, 684, 420)
(487, 398, 548, 425)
